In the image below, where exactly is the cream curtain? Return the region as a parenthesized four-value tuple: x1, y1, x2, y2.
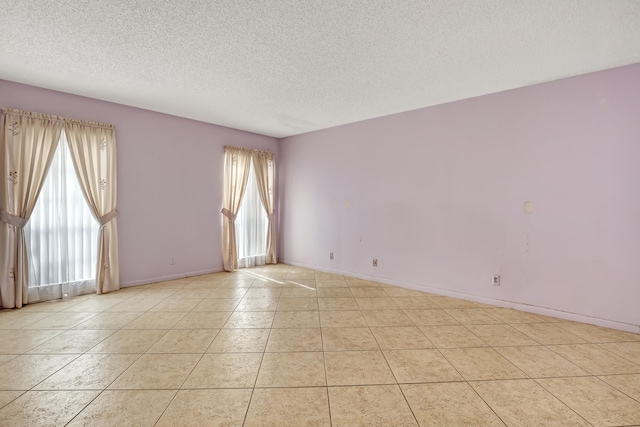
(252, 151, 277, 264)
(0, 108, 63, 308)
(221, 146, 251, 271)
(65, 121, 119, 294)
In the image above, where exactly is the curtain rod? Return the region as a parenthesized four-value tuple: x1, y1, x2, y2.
(2, 107, 115, 130)
(224, 145, 274, 155)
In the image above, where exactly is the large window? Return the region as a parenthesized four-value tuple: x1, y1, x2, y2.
(25, 131, 98, 302)
(235, 159, 269, 268)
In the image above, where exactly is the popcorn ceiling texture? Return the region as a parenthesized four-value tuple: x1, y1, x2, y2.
(1, 0, 639, 137)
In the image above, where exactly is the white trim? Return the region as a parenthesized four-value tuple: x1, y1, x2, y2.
(120, 267, 224, 288)
(280, 259, 640, 334)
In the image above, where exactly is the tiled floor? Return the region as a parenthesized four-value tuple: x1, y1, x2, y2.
(1, 264, 640, 426)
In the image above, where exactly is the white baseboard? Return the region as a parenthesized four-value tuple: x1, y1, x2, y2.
(120, 267, 224, 288)
(281, 259, 640, 334)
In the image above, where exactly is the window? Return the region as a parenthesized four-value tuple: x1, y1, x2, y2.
(25, 130, 98, 302)
(235, 159, 269, 268)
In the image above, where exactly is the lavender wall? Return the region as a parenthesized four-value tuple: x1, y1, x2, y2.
(0, 80, 279, 286)
(279, 64, 640, 331)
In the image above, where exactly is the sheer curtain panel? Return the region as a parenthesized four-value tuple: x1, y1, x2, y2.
(252, 150, 277, 264)
(221, 146, 251, 271)
(235, 160, 268, 269)
(0, 108, 63, 308)
(65, 120, 119, 294)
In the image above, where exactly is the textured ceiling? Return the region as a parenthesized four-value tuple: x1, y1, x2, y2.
(1, 1, 640, 138)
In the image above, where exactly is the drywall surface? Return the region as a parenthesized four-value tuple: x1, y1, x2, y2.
(279, 64, 640, 331)
(1, 80, 278, 286)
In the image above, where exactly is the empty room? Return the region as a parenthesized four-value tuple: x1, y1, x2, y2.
(1, 1, 640, 426)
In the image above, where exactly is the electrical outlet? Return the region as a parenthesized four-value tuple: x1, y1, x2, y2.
(492, 275, 500, 286)
(373, 258, 378, 267)
(330, 252, 334, 260)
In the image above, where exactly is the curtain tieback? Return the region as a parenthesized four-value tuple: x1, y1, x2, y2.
(267, 213, 275, 223)
(0, 210, 28, 229)
(221, 208, 236, 222)
(98, 209, 118, 227)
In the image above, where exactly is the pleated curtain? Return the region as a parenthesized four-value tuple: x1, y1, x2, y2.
(64, 121, 119, 294)
(0, 109, 63, 308)
(252, 150, 277, 264)
(221, 146, 251, 271)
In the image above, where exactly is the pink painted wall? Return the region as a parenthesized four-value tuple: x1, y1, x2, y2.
(0, 80, 279, 286)
(279, 64, 640, 330)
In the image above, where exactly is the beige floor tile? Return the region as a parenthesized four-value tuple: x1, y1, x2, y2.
(325, 350, 395, 385)
(599, 373, 640, 401)
(548, 343, 640, 375)
(329, 385, 417, 427)
(224, 311, 275, 328)
(24, 312, 97, 329)
(147, 329, 218, 353)
(208, 328, 270, 352)
(277, 298, 318, 311)
(483, 307, 548, 323)
(471, 379, 590, 427)
(362, 310, 414, 327)
(419, 325, 487, 348)
(34, 353, 140, 390)
(347, 278, 382, 288)
(0, 390, 99, 427)
(511, 323, 587, 345)
(495, 346, 588, 378)
(598, 341, 640, 364)
(287, 272, 316, 281)
(170, 288, 214, 299)
(62, 299, 122, 312)
(465, 324, 539, 346)
(0, 329, 63, 354)
(256, 352, 326, 387)
(322, 327, 380, 351)
(0, 311, 53, 329)
(0, 354, 78, 390)
(0, 355, 16, 366)
(0, 391, 22, 409)
(235, 298, 280, 312)
(73, 312, 142, 330)
(316, 279, 349, 288)
(404, 309, 459, 325)
(89, 329, 167, 353)
(284, 279, 317, 288)
(350, 288, 389, 298)
(243, 288, 282, 299)
(67, 390, 176, 427)
(119, 312, 185, 330)
(391, 297, 438, 309)
(384, 349, 463, 383)
(244, 387, 331, 427)
(148, 298, 202, 312)
(172, 311, 231, 329)
(556, 322, 640, 343)
(370, 326, 433, 350)
(265, 328, 322, 352)
(135, 289, 180, 299)
(319, 310, 368, 328)
(318, 297, 360, 311)
(316, 287, 353, 298)
(192, 298, 240, 312)
(183, 353, 262, 388)
(356, 297, 401, 310)
(444, 308, 503, 325)
(156, 389, 252, 427)
(208, 288, 247, 299)
(383, 287, 428, 297)
(402, 382, 505, 426)
(429, 296, 478, 308)
(440, 347, 526, 381)
(281, 287, 317, 298)
(537, 376, 640, 426)
(106, 298, 165, 312)
(27, 329, 114, 353)
(109, 353, 200, 389)
(272, 310, 320, 328)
